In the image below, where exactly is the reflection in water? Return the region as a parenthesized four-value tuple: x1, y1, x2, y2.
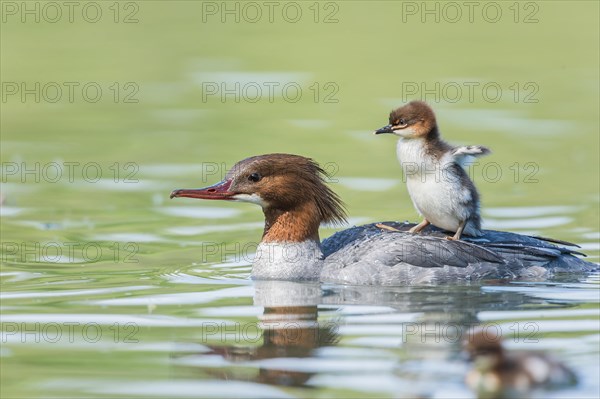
(173, 280, 586, 397)
(199, 306, 331, 387)
(176, 282, 337, 387)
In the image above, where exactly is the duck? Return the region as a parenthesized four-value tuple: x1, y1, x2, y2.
(374, 101, 490, 240)
(464, 329, 577, 397)
(170, 153, 595, 285)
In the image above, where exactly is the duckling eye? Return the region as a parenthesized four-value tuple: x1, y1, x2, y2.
(248, 173, 261, 183)
(399, 118, 406, 125)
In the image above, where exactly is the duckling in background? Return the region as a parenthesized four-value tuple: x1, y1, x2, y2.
(465, 329, 577, 398)
(375, 101, 490, 240)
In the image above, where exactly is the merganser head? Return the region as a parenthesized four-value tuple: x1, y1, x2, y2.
(170, 153, 347, 242)
(374, 100, 437, 139)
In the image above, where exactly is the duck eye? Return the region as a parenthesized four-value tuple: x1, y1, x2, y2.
(399, 119, 406, 125)
(248, 173, 261, 183)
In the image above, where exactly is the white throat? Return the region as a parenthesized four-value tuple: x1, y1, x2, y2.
(232, 193, 268, 207)
(397, 138, 429, 171)
(251, 240, 324, 281)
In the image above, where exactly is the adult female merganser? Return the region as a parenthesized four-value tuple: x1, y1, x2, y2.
(170, 153, 594, 285)
(375, 101, 490, 240)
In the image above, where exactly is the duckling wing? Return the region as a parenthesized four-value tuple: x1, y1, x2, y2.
(451, 145, 491, 167)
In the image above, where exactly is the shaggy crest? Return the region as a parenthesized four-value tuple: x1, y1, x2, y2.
(228, 153, 347, 226)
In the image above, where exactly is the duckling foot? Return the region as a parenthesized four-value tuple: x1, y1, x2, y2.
(408, 219, 430, 234)
(375, 223, 401, 232)
(445, 221, 466, 241)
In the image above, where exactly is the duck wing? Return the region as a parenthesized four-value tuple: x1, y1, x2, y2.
(324, 231, 503, 269)
(322, 222, 596, 272)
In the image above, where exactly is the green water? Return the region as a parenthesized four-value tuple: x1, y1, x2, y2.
(1, 1, 599, 398)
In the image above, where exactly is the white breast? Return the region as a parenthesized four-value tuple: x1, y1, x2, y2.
(251, 240, 324, 281)
(396, 138, 427, 167)
(396, 139, 471, 232)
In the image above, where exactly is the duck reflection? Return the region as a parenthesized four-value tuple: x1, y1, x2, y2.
(175, 282, 337, 387)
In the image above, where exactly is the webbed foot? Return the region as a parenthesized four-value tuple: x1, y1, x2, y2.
(408, 219, 430, 234)
(376, 223, 400, 232)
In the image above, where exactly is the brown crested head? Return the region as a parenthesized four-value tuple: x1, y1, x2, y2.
(227, 154, 347, 225)
(374, 100, 438, 139)
(171, 154, 347, 227)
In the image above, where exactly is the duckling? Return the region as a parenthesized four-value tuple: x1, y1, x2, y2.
(465, 329, 577, 397)
(375, 101, 490, 240)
